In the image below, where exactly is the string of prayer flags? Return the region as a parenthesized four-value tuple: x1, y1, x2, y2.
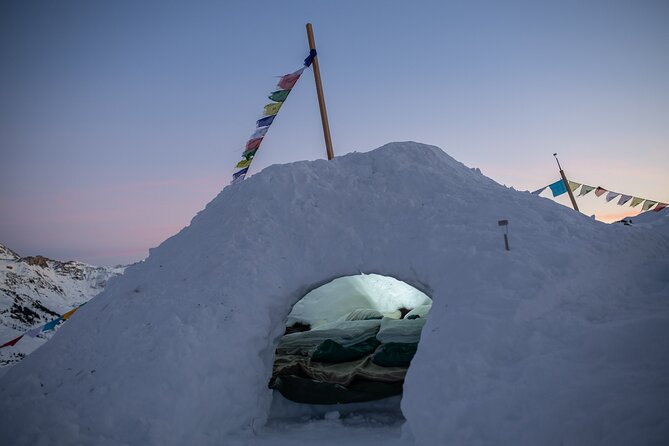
(0, 303, 87, 349)
(617, 194, 633, 206)
(230, 54, 313, 184)
(579, 185, 596, 196)
(532, 179, 666, 213)
(548, 179, 567, 197)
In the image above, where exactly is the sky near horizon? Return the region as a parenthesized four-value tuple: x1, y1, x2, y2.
(1, 0, 668, 265)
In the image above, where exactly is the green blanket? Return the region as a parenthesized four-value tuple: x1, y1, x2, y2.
(371, 342, 418, 367)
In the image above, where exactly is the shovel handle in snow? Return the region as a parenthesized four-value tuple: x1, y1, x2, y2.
(498, 220, 510, 251)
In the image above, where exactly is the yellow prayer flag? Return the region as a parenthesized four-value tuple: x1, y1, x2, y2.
(61, 307, 79, 321)
(235, 159, 251, 169)
(568, 181, 581, 192)
(263, 102, 282, 116)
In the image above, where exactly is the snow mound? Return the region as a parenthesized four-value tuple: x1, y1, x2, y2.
(1, 142, 668, 445)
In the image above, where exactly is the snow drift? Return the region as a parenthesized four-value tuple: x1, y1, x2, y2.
(0, 142, 667, 445)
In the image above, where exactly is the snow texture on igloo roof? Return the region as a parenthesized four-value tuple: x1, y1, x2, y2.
(1, 141, 668, 445)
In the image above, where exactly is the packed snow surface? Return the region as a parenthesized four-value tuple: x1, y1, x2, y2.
(1, 142, 668, 445)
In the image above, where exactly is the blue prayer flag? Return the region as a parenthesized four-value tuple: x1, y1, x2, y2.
(548, 179, 567, 197)
(256, 115, 275, 128)
(42, 317, 63, 332)
(233, 168, 249, 181)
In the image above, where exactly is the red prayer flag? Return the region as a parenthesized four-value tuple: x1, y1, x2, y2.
(594, 187, 607, 197)
(654, 203, 667, 212)
(277, 68, 305, 90)
(1, 335, 23, 348)
(246, 138, 263, 151)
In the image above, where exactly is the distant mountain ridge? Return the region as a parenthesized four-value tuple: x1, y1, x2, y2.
(0, 243, 124, 366)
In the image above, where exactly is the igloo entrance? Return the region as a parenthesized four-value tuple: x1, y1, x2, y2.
(268, 273, 432, 411)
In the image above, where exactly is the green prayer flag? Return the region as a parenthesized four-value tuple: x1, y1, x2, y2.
(642, 200, 657, 211)
(630, 197, 643, 207)
(269, 89, 291, 102)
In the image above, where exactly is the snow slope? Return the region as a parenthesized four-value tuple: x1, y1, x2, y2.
(0, 244, 124, 367)
(0, 142, 667, 445)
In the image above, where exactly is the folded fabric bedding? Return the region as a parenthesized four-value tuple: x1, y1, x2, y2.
(270, 374, 404, 404)
(311, 337, 380, 363)
(375, 317, 426, 344)
(371, 342, 418, 367)
(277, 319, 381, 356)
(272, 353, 407, 386)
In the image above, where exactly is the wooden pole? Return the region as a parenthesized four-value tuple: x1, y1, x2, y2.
(306, 23, 335, 160)
(559, 169, 580, 212)
(553, 153, 579, 212)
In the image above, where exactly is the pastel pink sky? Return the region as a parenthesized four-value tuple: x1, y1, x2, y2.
(1, 1, 667, 265)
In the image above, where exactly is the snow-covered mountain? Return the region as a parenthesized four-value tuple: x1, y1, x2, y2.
(0, 143, 667, 445)
(0, 243, 124, 367)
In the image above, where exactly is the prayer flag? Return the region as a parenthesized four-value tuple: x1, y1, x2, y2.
(548, 179, 567, 197)
(246, 138, 262, 151)
(231, 173, 245, 184)
(277, 68, 305, 90)
(235, 159, 251, 169)
(233, 168, 248, 181)
(579, 185, 595, 196)
(304, 49, 317, 67)
(25, 327, 41, 338)
(42, 317, 62, 332)
(605, 191, 620, 202)
(617, 194, 632, 206)
(61, 307, 79, 321)
(630, 197, 643, 207)
(263, 102, 283, 116)
(568, 181, 581, 192)
(654, 203, 667, 212)
(250, 126, 269, 139)
(0, 335, 23, 349)
(531, 186, 546, 195)
(256, 115, 275, 127)
(269, 89, 291, 102)
(242, 148, 258, 160)
(642, 200, 657, 211)
(594, 187, 607, 197)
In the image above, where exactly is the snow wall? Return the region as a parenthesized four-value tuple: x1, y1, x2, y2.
(1, 142, 668, 445)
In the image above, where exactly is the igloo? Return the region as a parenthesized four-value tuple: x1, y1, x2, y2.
(1, 142, 668, 445)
